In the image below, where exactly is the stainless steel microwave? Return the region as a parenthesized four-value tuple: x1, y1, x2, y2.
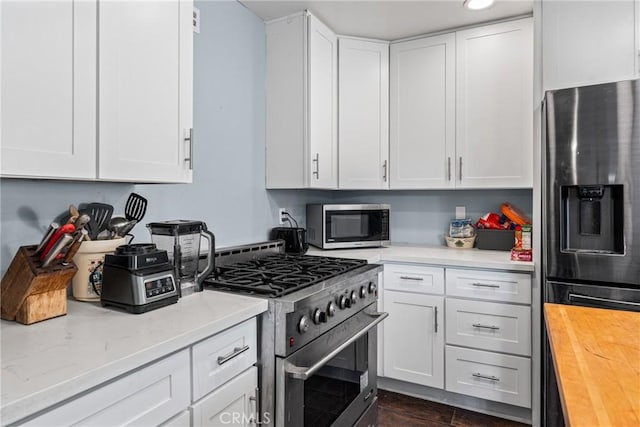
(306, 204, 390, 249)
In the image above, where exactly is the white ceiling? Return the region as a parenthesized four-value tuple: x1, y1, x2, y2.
(239, 0, 533, 40)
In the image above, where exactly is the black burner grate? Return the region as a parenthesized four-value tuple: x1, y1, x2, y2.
(204, 254, 366, 297)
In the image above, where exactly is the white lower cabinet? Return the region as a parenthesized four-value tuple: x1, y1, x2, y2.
(23, 350, 191, 426)
(445, 346, 531, 408)
(383, 290, 444, 388)
(15, 318, 259, 427)
(191, 366, 258, 427)
(380, 263, 532, 411)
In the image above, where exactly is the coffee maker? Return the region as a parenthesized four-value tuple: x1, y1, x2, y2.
(147, 220, 215, 297)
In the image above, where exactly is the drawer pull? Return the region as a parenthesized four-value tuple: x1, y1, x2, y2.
(217, 345, 250, 365)
(472, 323, 500, 330)
(434, 306, 438, 333)
(400, 276, 424, 281)
(472, 372, 500, 382)
(471, 282, 500, 288)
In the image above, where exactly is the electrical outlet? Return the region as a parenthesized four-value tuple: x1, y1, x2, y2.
(192, 7, 200, 33)
(455, 206, 466, 219)
(279, 208, 287, 224)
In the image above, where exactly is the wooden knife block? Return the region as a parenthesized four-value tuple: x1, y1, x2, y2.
(1, 245, 78, 325)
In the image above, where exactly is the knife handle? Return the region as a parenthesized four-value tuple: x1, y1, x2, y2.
(35, 222, 60, 255)
(42, 234, 74, 268)
(40, 224, 76, 262)
(62, 230, 88, 263)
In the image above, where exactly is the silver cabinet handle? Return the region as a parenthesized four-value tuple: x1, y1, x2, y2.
(382, 160, 388, 182)
(399, 276, 424, 281)
(285, 311, 388, 380)
(249, 386, 259, 426)
(434, 306, 438, 333)
(459, 156, 462, 181)
(184, 128, 193, 170)
(217, 345, 250, 365)
(471, 282, 500, 288)
(312, 153, 319, 179)
(472, 323, 500, 330)
(447, 157, 451, 181)
(472, 373, 500, 382)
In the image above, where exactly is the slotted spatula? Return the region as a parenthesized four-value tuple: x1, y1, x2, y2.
(86, 203, 114, 237)
(125, 193, 148, 223)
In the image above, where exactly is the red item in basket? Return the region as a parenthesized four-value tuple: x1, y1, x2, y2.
(476, 213, 511, 230)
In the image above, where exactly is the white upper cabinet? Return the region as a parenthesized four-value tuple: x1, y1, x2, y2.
(338, 38, 389, 189)
(1, 0, 96, 179)
(456, 18, 533, 188)
(542, 0, 639, 90)
(266, 12, 338, 189)
(390, 33, 455, 189)
(98, 0, 193, 183)
(1, 0, 193, 183)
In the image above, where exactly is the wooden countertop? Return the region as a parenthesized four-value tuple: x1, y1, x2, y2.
(544, 303, 640, 427)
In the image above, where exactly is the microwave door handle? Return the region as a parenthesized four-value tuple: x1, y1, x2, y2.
(284, 311, 389, 380)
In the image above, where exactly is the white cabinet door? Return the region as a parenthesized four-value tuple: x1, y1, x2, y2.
(23, 350, 191, 426)
(456, 18, 533, 188)
(390, 33, 455, 189)
(1, 0, 96, 179)
(265, 12, 337, 189)
(98, 0, 192, 183)
(192, 367, 258, 427)
(542, 0, 639, 90)
(338, 38, 389, 189)
(383, 291, 444, 389)
(308, 14, 338, 189)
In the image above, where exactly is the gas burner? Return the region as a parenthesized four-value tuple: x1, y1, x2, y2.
(205, 254, 366, 297)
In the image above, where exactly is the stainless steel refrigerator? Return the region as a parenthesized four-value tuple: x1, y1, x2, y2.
(543, 79, 640, 426)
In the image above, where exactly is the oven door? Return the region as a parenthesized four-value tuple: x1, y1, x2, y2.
(324, 206, 389, 248)
(276, 307, 388, 427)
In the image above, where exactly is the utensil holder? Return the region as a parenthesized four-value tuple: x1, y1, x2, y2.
(0, 245, 78, 325)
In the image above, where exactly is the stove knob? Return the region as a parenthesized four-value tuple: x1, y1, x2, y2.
(298, 316, 310, 334)
(339, 295, 348, 310)
(327, 301, 336, 317)
(368, 281, 377, 294)
(360, 286, 367, 298)
(350, 291, 358, 304)
(312, 308, 327, 324)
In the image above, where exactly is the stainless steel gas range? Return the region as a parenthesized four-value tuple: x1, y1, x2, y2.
(204, 241, 387, 427)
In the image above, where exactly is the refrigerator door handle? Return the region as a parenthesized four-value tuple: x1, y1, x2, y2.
(568, 293, 640, 309)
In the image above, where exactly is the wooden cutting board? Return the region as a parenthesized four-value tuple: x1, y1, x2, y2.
(544, 303, 640, 427)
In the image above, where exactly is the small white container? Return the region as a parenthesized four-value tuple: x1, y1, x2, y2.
(72, 238, 126, 301)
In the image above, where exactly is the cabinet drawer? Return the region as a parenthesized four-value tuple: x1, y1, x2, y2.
(384, 264, 444, 294)
(192, 318, 257, 401)
(23, 350, 190, 426)
(445, 298, 531, 356)
(446, 268, 531, 304)
(445, 346, 531, 408)
(192, 366, 258, 427)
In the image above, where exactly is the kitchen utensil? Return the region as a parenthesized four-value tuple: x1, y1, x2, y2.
(86, 203, 114, 235)
(42, 233, 74, 267)
(125, 193, 147, 223)
(35, 222, 60, 255)
(62, 229, 89, 264)
(108, 217, 130, 238)
(81, 213, 100, 240)
(40, 223, 76, 262)
(147, 220, 215, 297)
(74, 214, 91, 231)
(100, 243, 177, 314)
(118, 220, 138, 237)
(96, 230, 111, 240)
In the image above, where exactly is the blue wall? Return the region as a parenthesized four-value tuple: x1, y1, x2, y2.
(0, 1, 533, 275)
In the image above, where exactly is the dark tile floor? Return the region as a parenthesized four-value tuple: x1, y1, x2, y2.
(378, 389, 528, 427)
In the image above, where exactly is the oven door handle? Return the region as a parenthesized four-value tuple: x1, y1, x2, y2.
(284, 311, 389, 380)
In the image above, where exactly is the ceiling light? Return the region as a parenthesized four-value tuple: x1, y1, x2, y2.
(463, 0, 495, 10)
